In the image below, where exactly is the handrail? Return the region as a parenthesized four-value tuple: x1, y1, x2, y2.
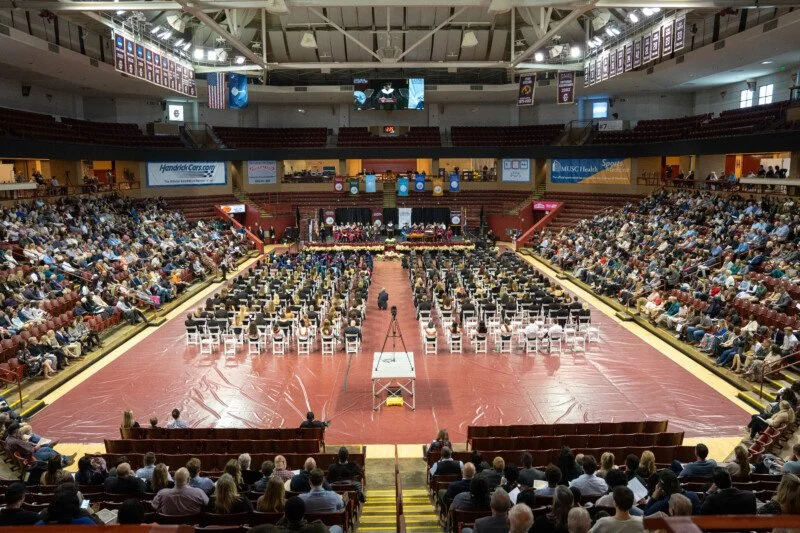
(214, 206, 263, 252)
(514, 202, 564, 251)
(643, 514, 800, 532)
(758, 348, 800, 399)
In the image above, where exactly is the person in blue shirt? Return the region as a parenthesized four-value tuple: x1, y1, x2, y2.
(299, 468, 345, 514)
(676, 443, 717, 479)
(643, 470, 701, 515)
(35, 483, 98, 525)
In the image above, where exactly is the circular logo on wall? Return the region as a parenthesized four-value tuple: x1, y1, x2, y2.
(334, 182, 344, 192)
(350, 185, 359, 195)
(374, 219, 382, 227)
(325, 216, 334, 225)
(231, 87, 239, 96)
(415, 181, 425, 191)
(451, 215, 461, 225)
(450, 180, 458, 189)
(399, 184, 408, 193)
(433, 185, 443, 195)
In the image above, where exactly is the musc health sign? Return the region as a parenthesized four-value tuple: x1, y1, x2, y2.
(147, 162, 227, 187)
(248, 160, 278, 185)
(551, 158, 631, 184)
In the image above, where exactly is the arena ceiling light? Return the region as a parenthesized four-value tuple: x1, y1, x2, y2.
(159, 30, 172, 40)
(628, 12, 639, 23)
(116, 10, 125, 15)
(570, 45, 581, 58)
(642, 7, 654, 16)
(207, 49, 217, 60)
(175, 38, 184, 46)
(150, 25, 162, 34)
(593, 36, 603, 45)
(534, 51, 544, 62)
(182, 42, 191, 51)
(300, 31, 317, 49)
(461, 31, 479, 48)
(193, 48, 204, 60)
(235, 55, 245, 64)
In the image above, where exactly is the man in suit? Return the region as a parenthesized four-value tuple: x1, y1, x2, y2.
(700, 468, 756, 515)
(517, 452, 545, 488)
(429, 447, 463, 479)
(343, 320, 361, 342)
(478, 456, 505, 492)
(472, 487, 511, 533)
(439, 462, 475, 511)
(103, 463, 145, 495)
(377, 288, 389, 310)
(417, 296, 432, 318)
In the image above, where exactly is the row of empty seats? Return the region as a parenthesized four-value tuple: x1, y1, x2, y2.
(336, 127, 441, 147)
(593, 114, 711, 144)
(470, 431, 684, 451)
(105, 438, 321, 454)
(162, 195, 239, 221)
(214, 126, 327, 148)
(451, 124, 565, 146)
(529, 192, 644, 232)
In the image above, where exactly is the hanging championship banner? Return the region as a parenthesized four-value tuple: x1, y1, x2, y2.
(348, 178, 359, 195)
(643, 34, 651, 63)
(662, 20, 674, 57)
(432, 178, 444, 196)
(333, 176, 344, 193)
(609, 49, 617, 78)
(651, 27, 661, 61)
(397, 177, 409, 197)
(449, 172, 460, 192)
(557, 72, 575, 104)
(601, 52, 609, 80)
(323, 209, 335, 226)
(583, 62, 590, 88)
(624, 43, 633, 72)
(616, 47, 625, 75)
(633, 38, 642, 68)
(414, 173, 426, 192)
(673, 15, 686, 51)
(517, 74, 536, 106)
(365, 174, 377, 193)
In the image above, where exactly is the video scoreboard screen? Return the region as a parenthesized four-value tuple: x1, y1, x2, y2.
(114, 32, 197, 98)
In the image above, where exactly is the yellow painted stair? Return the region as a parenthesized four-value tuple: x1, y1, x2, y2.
(357, 488, 440, 533)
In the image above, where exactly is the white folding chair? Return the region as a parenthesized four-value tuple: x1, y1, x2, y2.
(321, 335, 335, 356)
(199, 334, 215, 354)
(474, 335, 488, 354)
(186, 328, 199, 346)
(248, 336, 262, 355)
(588, 323, 601, 343)
(572, 333, 587, 352)
(449, 334, 463, 353)
(499, 335, 513, 354)
(297, 336, 310, 356)
(345, 334, 360, 355)
(272, 336, 285, 356)
(524, 334, 538, 354)
(425, 336, 438, 355)
(548, 332, 563, 355)
(223, 334, 237, 358)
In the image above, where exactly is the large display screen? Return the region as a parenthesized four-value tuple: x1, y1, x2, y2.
(353, 78, 425, 111)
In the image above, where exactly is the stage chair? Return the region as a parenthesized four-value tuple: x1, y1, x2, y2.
(572, 333, 587, 352)
(185, 327, 199, 346)
(321, 335, 335, 356)
(223, 334, 237, 358)
(548, 332, 563, 355)
(524, 334, 538, 354)
(199, 334, 216, 355)
(449, 334, 462, 353)
(297, 336, 310, 356)
(474, 335, 488, 354)
(498, 335, 513, 354)
(248, 336, 262, 355)
(588, 323, 601, 343)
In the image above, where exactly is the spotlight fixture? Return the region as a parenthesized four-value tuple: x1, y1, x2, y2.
(610, 27, 621, 36)
(217, 50, 228, 62)
(534, 51, 544, 62)
(642, 7, 654, 16)
(593, 36, 603, 45)
(175, 39, 184, 46)
(193, 48, 204, 59)
(628, 12, 639, 23)
(182, 42, 191, 51)
(587, 41, 597, 49)
(150, 25, 162, 34)
(235, 55, 245, 64)
(116, 10, 125, 15)
(570, 45, 581, 58)
(652, 7, 661, 13)
(300, 31, 317, 48)
(461, 30, 478, 48)
(605, 27, 614, 37)
(207, 49, 217, 60)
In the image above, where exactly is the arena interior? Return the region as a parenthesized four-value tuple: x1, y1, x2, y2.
(0, 0, 799, 531)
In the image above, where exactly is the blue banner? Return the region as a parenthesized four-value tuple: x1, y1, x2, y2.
(448, 172, 460, 193)
(228, 73, 249, 109)
(414, 173, 426, 192)
(397, 177, 409, 197)
(365, 174, 376, 193)
(551, 158, 631, 184)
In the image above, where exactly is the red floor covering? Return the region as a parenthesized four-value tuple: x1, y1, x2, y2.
(32, 260, 748, 444)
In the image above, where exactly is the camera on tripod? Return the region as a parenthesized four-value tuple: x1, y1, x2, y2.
(391, 306, 397, 317)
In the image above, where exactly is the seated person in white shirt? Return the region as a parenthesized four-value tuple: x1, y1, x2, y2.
(568, 455, 608, 496)
(590, 486, 643, 533)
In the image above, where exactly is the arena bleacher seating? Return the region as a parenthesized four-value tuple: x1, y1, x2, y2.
(532, 192, 643, 231)
(214, 127, 328, 148)
(0, 107, 84, 143)
(451, 125, 565, 147)
(61, 118, 184, 148)
(162, 195, 240, 221)
(592, 114, 711, 144)
(337, 127, 441, 147)
(687, 101, 790, 138)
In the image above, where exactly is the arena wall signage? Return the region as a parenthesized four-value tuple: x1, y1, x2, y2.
(247, 160, 278, 185)
(146, 162, 227, 187)
(501, 159, 531, 182)
(551, 158, 631, 184)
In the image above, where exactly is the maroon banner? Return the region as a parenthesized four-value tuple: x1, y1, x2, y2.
(333, 176, 345, 193)
(371, 209, 383, 226)
(557, 72, 575, 105)
(517, 74, 536, 106)
(124, 38, 135, 75)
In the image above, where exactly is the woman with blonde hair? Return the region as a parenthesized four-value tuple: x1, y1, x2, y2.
(597, 452, 616, 478)
(758, 473, 800, 515)
(223, 459, 246, 491)
(429, 429, 452, 455)
(209, 473, 253, 514)
(747, 400, 795, 442)
(121, 410, 140, 429)
(256, 477, 286, 513)
(725, 444, 752, 478)
(636, 450, 657, 478)
(150, 463, 172, 493)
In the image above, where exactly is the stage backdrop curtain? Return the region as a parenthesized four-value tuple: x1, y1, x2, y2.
(411, 207, 450, 224)
(335, 208, 372, 224)
(383, 208, 398, 226)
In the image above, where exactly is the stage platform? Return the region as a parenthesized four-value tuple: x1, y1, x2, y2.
(31, 260, 749, 445)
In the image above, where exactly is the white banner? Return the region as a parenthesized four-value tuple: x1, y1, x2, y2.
(598, 120, 624, 131)
(501, 159, 531, 182)
(248, 160, 278, 185)
(398, 207, 412, 230)
(220, 204, 246, 214)
(146, 162, 227, 187)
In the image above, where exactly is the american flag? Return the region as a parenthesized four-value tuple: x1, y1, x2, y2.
(207, 72, 227, 109)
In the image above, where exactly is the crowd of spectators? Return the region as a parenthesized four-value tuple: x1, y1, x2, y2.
(0, 194, 250, 379)
(535, 190, 799, 382)
(438, 443, 800, 533)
